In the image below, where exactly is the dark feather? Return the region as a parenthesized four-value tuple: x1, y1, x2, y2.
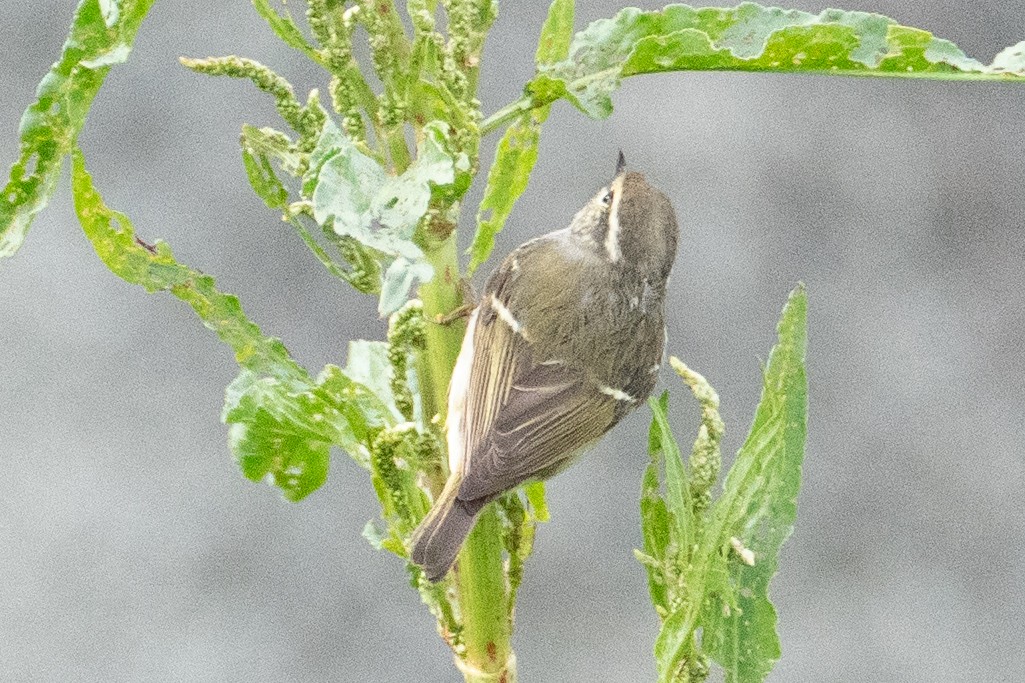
(458, 360, 618, 501)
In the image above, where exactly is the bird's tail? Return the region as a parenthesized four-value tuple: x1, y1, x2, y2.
(410, 477, 483, 582)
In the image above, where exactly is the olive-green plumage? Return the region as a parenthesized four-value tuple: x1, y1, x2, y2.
(411, 156, 679, 582)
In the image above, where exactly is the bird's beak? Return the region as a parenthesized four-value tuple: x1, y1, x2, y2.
(614, 150, 626, 178)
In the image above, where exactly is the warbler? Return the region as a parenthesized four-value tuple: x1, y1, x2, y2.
(411, 153, 679, 582)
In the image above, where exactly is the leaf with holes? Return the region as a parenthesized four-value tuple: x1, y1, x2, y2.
(530, 3, 1025, 119)
(1, 0, 156, 259)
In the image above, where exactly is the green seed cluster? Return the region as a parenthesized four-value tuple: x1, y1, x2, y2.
(670, 357, 724, 516)
(334, 234, 382, 294)
(387, 299, 427, 420)
(370, 426, 418, 526)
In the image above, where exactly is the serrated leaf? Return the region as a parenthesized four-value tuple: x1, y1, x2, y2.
(698, 284, 808, 683)
(530, 3, 1025, 119)
(72, 149, 393, 500)
(467, 0, 574, 273)
(71, 149, 305, 385)
(0, 0, 156, 259)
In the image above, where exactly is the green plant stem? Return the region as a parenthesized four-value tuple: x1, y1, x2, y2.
(457, 507, 515, 682)
(417, 230, 464, 430)
(480, 96, 539, 136)
(418, 226, 515, 682)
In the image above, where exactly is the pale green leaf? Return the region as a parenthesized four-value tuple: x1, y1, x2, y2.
(1, 0, 155, 259)
(304, 119, 463, 313)
(344, 339, 407, 423)
(361, 519, 387, 550)
(530, 3, 1025, 119)
(379, 257, 434, 317)
(699, 284, 808, 682)
(467, 0, 574, 273)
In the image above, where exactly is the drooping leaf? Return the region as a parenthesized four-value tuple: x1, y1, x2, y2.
(697, 284, 807, 683)
(71, 149, 305, 386)
(467, 0, 575, 273)
(529, 3, 1025, 119)
(72, 149, 394, 500)
(0, 0, 156, 259)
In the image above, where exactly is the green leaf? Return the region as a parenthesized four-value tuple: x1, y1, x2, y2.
(241, 126, 293, 211)
(639, 459, 671, 615)
(304, 120, 467, 313)
(252, 0, 321, 63)
(468, 116, 542, 273)
(535, 0, 576, 67)
(0, 0, 156, 259)
(530, 3, 1025, 119)
(654, 607, 699, 682)
(648, 391, 696, 561)
(223, 363, 398, 498)
(699, 284, 808, 682)
(228, 417, 330, 502)
(72, 149, 393, 500)
(524, 481, 550, 523)
(467, 0, 574, 273)
(71, 149, 305, 385)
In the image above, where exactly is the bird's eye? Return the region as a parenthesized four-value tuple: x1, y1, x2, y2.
(601, 191, 613, 206)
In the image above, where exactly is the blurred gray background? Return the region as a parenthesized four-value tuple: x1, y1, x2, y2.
(2, 1, 1023, 681)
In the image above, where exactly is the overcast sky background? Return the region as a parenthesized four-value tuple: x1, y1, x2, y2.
(2, 2, 1024, 681)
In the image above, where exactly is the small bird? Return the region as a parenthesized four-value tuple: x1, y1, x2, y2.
(411, 153, 679, 582)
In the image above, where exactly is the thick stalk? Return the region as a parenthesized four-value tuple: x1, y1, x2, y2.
(456, 507, 515, 682)
(418, 226, 515, 682)
(417, 230, 464, 430)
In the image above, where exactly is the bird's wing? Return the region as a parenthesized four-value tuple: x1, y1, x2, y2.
(455, 294, 620, 503)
